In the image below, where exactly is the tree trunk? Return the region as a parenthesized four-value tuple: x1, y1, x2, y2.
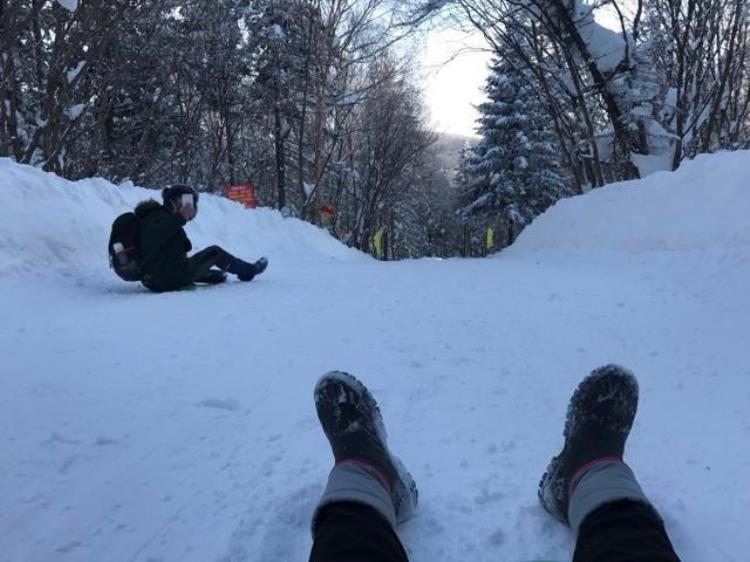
(274, 104, 287, 209)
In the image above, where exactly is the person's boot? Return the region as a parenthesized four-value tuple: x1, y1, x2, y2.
(538, 364, 640, 525)
(315, 371, 418, 525)
(253, 257, 268, 276)
(237, 257, 268, 282)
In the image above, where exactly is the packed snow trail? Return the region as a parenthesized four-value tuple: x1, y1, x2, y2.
(1, 155, 749, 561)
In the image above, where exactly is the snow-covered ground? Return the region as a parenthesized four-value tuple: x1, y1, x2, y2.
(1, 154, 748, 562)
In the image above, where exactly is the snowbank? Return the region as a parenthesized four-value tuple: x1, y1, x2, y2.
(0, 159, 362, 278)
(510, 150, 750, 256)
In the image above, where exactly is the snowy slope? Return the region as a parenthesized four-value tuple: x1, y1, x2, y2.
(1, 154, 749, 562)
(0, 158, 361, 279)
(510, 151, 750, 255)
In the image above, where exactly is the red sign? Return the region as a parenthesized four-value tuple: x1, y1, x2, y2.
(224, 183, 257, 208)
(320, 204, 334, 226)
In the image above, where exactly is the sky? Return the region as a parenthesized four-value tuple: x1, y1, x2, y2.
(419, 5, 625, 139)
(419, 28, 492, 139)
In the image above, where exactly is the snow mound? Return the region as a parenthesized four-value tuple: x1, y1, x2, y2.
(0, 159, 362, 278)
(509, 151, 750, 256)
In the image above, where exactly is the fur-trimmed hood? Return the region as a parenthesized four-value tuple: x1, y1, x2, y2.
(134, 199, 164, 219)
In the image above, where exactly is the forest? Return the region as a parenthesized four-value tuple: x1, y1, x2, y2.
(2, 0, 749, 257)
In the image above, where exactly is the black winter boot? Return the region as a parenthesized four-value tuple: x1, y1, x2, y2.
(538, 364, 639, 524)
(315, 371, 418, 523)
(253, 257, 268, 276)
(237, 257, 267, 282)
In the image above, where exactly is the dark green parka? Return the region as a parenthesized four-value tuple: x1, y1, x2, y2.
(135, 200, 193, 291)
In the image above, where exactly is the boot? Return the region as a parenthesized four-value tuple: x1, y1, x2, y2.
(538, 364, 639, 525)
(315, 371, 418, 524)
(236, 257, 268, 282)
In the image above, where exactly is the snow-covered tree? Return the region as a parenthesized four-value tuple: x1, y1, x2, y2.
(0, 0, 143, 174)
(453, 141, 473, 193)
(643, 0, 750, 169)
(244, 0, 303, 209)
(0, 0, 457, 258)
(460, 56, 567, 248)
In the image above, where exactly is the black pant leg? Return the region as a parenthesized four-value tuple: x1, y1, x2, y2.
(187, 245, 236, 280)
(310, 502, 409, 562)
(574, 500, 681, 562)
(189, 245, 255, 280)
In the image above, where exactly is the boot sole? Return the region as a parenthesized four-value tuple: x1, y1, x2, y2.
(315, 371, 418, 522)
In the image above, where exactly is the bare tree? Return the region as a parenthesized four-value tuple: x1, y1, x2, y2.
(0, 0, 136, 173)
(351, 61, 436, 249)
(646, 0, 750, 168)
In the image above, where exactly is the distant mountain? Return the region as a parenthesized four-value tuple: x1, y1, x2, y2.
(431, 132, 477, 180)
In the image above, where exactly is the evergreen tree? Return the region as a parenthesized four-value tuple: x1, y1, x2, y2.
(460, 54, 567, 248)
(453, 141, 473, 194)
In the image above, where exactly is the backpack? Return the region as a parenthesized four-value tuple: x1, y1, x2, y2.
(108, 212, 142, 281)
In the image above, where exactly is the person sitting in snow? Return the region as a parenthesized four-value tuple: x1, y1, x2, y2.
(308, 365, 681, 562)
(135, 185, 267, 292)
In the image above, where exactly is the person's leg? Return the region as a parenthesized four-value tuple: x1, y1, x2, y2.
(187, 246, 236, 278)
(311, 492, 407, 562)
(193, 268, 227, 285)
(186, 248, 227, 284)
(309, 371, 417, 562)
(574, 499, 679, 562)
(538, 365, 681, 562)
(188, 245, 264, 281)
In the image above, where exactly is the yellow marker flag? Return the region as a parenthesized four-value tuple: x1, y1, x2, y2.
(486, 226, 494, 252)
(373, 228, 384, 259)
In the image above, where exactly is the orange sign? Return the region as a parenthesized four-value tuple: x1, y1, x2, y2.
(224, 183, 257, 208)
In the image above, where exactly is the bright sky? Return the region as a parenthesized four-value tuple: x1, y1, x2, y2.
(420, 29, 492, 138)
(419, 4, 624, 139)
